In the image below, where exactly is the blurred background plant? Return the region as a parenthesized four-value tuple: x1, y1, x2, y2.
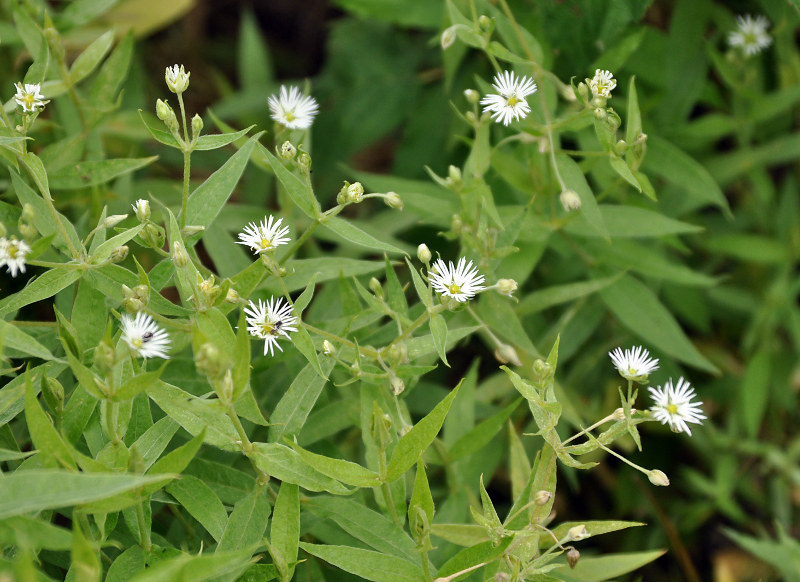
(1, 0, 799, 580)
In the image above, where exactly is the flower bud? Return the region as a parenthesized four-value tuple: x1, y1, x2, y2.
(225, 288, 241, 304)
(478, 15, 493, 33)
(647, 469, 670, 487)
(465, 111, 477, 123)
(297, 152, 312, 171)
(567, 525, 590, 541)
(42, 376, 65, 413)
(464, 89, 480, 104)
(165, 64, 190, 94)
(494, 574, 510, 582)
(612, 407, 636, 421)
(132, 199, 150, 221)
(198, 275, 221, 307)
(110, 245, 129, 263)
(133, 284, 150, 303)
(440, 25, 457, 50)
(451, 214, 463, 234)
(532, 359, 553, 381)
(172, 241, 190, 267)
(614, 139, 628, 156)
(280, 141, 297, 160)
(122, 297, 144, 313)
(386, 342, 408, 365)
(94, 340, 116, 375)
(369, 277, 383, 298)
(141, 223, 165, 248)
(534, 490, 552, 505)
(218, 369, 234, 403)
(494, 343, 521, 367)
(390, 375, 405, 396)
(593, 107, 607, 121)
(560, 189, 581, 212)
(567, 547, 580, 569)
(156, 99, 179, 134)
(191, 114, 203, 141)
(384, 192, 403, 210)
(195, 342, 226, 380)
(21, 203, 35, 223)
(496, 278, 517, 297)
(104, 214, 128, 229)
(446, 165, 462, 189)
(322, 340, 335, 356)
(347, 181, 364, 203)
(417, 244, 431, 264)
(181, 225, 205, 238)
(18, 222, 37, 241)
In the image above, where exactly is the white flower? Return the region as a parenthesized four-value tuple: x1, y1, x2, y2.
(480, 71, 537, 126)
(589, 69, 616, 98)
(244, 297, 298, 356)
(165, 64, 190, 93)
(236, 215, 291, 254)
(649, 377, 706, 436)
(132, 199, 150, 221)
(268, 85, 319, 130)
(609, 346, 659, 382)
(120, 312, 171, 359)
(0, 237, 30, 277)
(429, 257, 486, 303)
(14, 83, 45, 113)
(728, 14, 772, 56)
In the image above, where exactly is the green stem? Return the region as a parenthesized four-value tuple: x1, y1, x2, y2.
(181, 149, 191, 228)
(420, 550, 433, 582)
(135, 499, 152, 551)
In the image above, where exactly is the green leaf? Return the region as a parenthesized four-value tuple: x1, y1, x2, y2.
(251, 443, 352, 494)
(555, 550, 665, 582)
(148, 428, 205, 476)
(138, 110, 181, 148)
(0, 320, 55, 360)
(184, 134, 261, 229)
(131, 417, 180, 471)
(409, 460, 434, 528)
(555, 153, 608, 239)
(194, 126, 256, 151)
(322, 216, 406, 255)
(113, 367, 164, 402)
(0, 470, 169, 520)
(69, 30, 114, 83)
(49, 157, 157, 189)
(259, 142, 320, 218)
(24, 36, 49, 85)
(430, 524, 488, 546)
(429, 312, 449, 366)
(25, 371, 76, 469)
(609, 155, 643, 193)
(448, 398, 521, 461)
(90, 223, 145, 264)
(269, 360, 334, 443)
(599, 274, 718, 373)
(232, 310, 251, 401)
(544, 521, 645, 548)
(216, 486, 272, 553)
(106, 546, 146, 582)
(0, 515, 73, 550)
(307, 497, 419, 563)
(436, 537, 513, 579)
(84, 265, 191, 317)
(292, 325, 326, 378)
(299, 543, 423, 582)
(70, 518, 101, 582)
(89, 31, 134, 105)
(270, 482, 299, 578)
(128, 549, 253, 582)
(405, 257, 431, 307)
(564, 205, 703, 238)
(290, 443, 381, 487)
(517, 274, 622, 316)
(625, 76, 642, 144)
(740, 349, 771, 438)
(385, 379, 462, 481)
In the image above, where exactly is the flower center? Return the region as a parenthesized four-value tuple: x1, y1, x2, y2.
(285, 111, 296, 122)
(506, 96, 521, 107)
(447, 283, 461, 295)
(23, 94, 36, 109)
(666, 403, 678, 415)
(8, 244, 18, 259)
(132, 338, 143, 348)
(260, 237, 273, 249)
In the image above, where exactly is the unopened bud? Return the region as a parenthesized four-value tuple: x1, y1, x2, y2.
(225, 288, 240, 303)
(612, 407, 636, 421)
(496, 278, 517, 297)
(478, 15, 493, 33)
(165, 64, 190, 94)
(417, 244, 431, 264)
(18, 223, 36, 241)
(94, 340, 116, 375)
(132, 199, 150, 221)
(180, 225, 205, 238)
(441, 25, 457, 50)
(593, 107, 607, 121)
(567, 525, 590, 541)
(451, 214, 463, 234)
(218, 369, 234, 404)
(21, 203, 35, 222)
(534, 490, 552, 505)
(614, 139, 627, 156)
(297, 152, 312, 171)
(195, 342, 226, 380)
(494, 343, 521, 367)
(648, 469, 670, 487)
(104, 214, 128, 229)
(567, 548, 580, 569)
(494, 574, 510, 582)
(191, 114, 203, 141)
(386, 342, 408, 364)
(384, 192, 403, 210)
(198, 275, 221, 306)
(577, 82, 589, 101)
(122, 297, 144, 313)
(280, 141, 296, 160)
(322, 340, 335, 356)
(560, 189, 581, 212)
(156, 99, 179, 133)
(466, 111, 478, 124)
(133, 284, 150, 303)
(172, 241, 189, 267)
(532, 359, 553, 380)
(42, 376, 65, 412)
(390, 375, 405, 396)
(347, 181, 364, 203)
(464, 89, 480, 104)
(447, 165, 462, 187)
(369, 277, 383, 298)
(110, 245, 129, 263)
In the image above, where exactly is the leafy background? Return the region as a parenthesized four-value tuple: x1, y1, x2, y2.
(1, 0, 799, 580)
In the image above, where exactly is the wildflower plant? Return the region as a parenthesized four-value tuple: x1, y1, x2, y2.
(0, 1, 792, 581)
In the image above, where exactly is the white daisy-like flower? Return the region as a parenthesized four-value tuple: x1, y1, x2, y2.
(165, 64, 190, 93)
(268, 85, 319, 130)
(728, 14, 772, 57)
(609, 346, 659, 382)
(236, 215, 291, 255)
(649, 377, 706, 436)
(244, 297, 298, 356)
(14, 83, 45, 113)
(120, 312, 171, 359)
(589, 69, 616, 98)
(0, 236, 31, 278)
(429, 257, 486, 303)
(479, 71, 537, 126)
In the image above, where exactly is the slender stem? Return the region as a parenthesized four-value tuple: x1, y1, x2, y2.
(279, 219, 320, 265)
(420, 550, 433, 582)
(135, 499, 152, 551)
(226, 402, 271, 484)
(562, 412, 617, 445)
(181, 149, 191, 228)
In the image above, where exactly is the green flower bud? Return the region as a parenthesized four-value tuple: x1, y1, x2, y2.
(322, 340, 335, 356)
(496, 278, 517, 297)
(417, 243, 431, 264)
(110, 245, 129, 263)
(297, 152, 312, 171)
(18, 222, 37, 241)
(494, 343, 521, 366)
(384, 192, 403, 210)
(21, 203, 35, 223)
(347, 181, 364, 203)
(181, 225, 205, 238)
(191, 114, 203, 141)
(133, 284, 150, 303)
(389, 375, 405, 396)
(567, 525, 590, 541)
(195, 342, 226, 380)
(172, 241, 190, 267)
(440, 25, 457, 50)
(369, 277, 383, 298)
(532, 359, 554, 381)
(225, 288, 241, 303)
(534, 490, 552, 505)
(478, 15, 493, 33)
(648, 469, 670, 487)
(104, 214, 128, 229)
(133, 199, 150, 221)
(94, 340, 117, 376)
(464, 89, 480, 104)
(41, 376, 65, 413)
(280, 141, 297, 160)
